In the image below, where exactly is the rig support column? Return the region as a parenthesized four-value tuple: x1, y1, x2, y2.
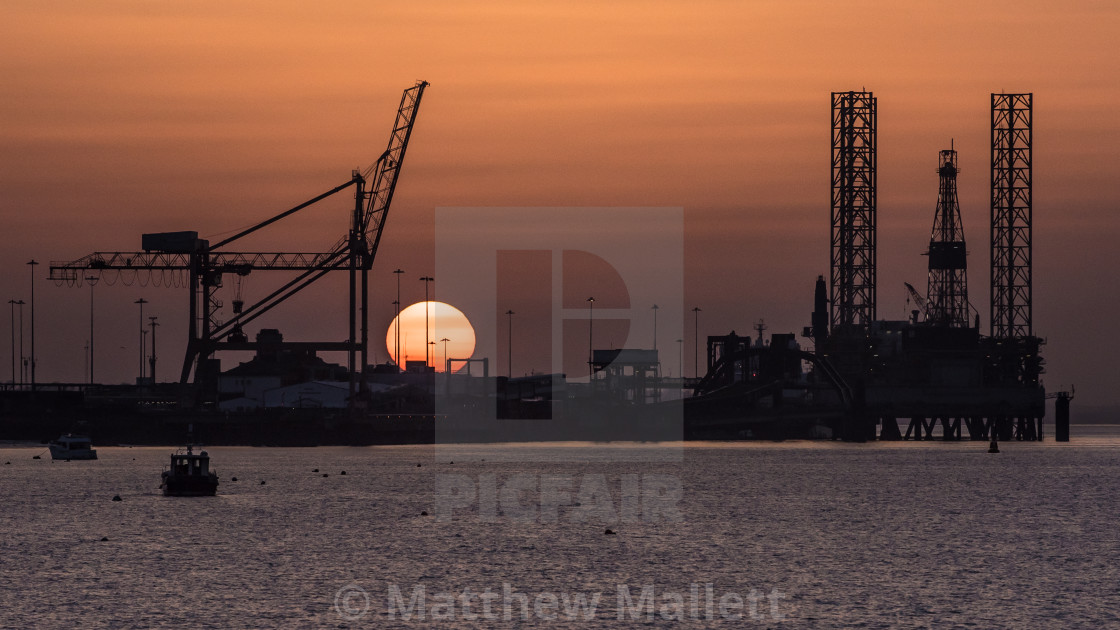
(990, 93, 1044, 439)
(831, 91, 877, 333)
(990, 93, 1032, 340)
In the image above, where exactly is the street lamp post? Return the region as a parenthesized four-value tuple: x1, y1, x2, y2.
(419, 276, 434, 368)
(393, 269, 404, 372)
(506, 307, 512, 374)
(505, 309, 515, 379)
(427, 341, 436, 372)
(149, 316, 159, 382)
(8, 299, 23, 386)
(134, 298, 148, 383)
(86, 276, 99, 384)
(587, 297, 595, 379)
(27, 259, 38, 390)
(391, 299, 400, 366)
(692, 306, 702, 379)
(18, 302, 25, 385)
(676, 338, 683, 380)
(651, 304, 659, 351)
(440, 337, 450, 373)
(7, 300, 13, 385)
(141, 330, 148, 380)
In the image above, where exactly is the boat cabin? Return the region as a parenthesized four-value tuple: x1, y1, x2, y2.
(171, 447, 211, 477)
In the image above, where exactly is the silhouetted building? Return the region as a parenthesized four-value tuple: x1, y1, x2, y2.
(218, 329, 349, 404)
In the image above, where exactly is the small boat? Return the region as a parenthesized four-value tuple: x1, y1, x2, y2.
(48, 434, 97, 460)
(160, 446, 219, 496)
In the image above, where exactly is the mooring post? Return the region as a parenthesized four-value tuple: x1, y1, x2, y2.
(1055, 393, 1071, 442)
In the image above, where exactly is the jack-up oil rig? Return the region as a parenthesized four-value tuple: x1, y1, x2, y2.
(689, 92, 1064, 441)
(50, 82, 428, 410)
(819, 92, 1046, 441)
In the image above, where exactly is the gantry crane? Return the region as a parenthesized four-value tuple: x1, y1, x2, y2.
(49, 81, 428, 407)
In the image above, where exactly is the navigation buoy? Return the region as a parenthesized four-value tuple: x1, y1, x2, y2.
(260, 480, 266, 485)
(100, 537, 108, 542)
(988, 440, 1000, 453)
(112, 495, 122, 502)
(604, 529, 616, 535)
(417, 463, 422, 467)
(420, 511, 428, 516)
(231, 476, 238, 482)
(340, 471, 346, 475)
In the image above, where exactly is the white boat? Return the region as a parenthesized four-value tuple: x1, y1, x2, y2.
(49, 434, 98, 460)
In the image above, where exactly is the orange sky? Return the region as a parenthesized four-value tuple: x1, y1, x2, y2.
(2, 1, 1118, 406)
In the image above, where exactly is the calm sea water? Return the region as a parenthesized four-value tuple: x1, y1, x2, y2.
(3, 427, 1120, 628)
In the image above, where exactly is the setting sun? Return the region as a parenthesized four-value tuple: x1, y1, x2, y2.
(386, 301, 476, 372)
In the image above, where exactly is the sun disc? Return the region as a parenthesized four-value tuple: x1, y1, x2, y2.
(386, 301, 476, 372)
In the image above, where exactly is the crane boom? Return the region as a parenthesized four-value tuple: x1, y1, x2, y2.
(359, 81, 428, 268)
(904, 282, 926, 314)
(50, 251, 342, 279)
